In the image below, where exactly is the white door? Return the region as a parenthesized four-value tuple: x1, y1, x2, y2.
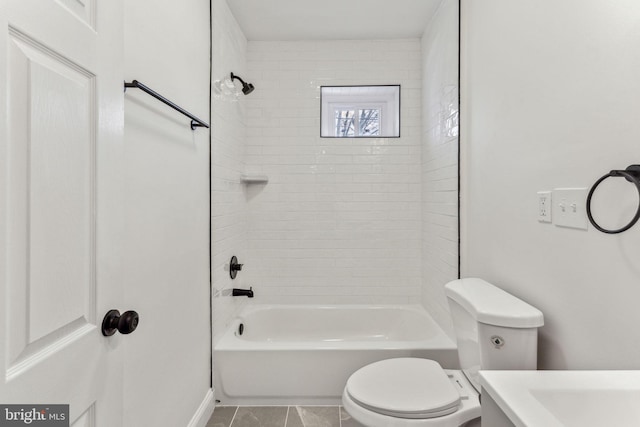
(0, 0, 125, 425)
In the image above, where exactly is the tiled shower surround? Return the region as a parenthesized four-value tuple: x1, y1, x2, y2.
(211, 0, 251, 344)
(211, 0, 460, 344)
(244, 40, 423, 304)
(420, 0, 459, 337)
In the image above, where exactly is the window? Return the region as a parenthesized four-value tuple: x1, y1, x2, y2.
(320, 85, 400, 138)
(334, 107, 381, 137)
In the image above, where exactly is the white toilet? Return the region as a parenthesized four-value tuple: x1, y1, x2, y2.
(342, 278, 544, 427)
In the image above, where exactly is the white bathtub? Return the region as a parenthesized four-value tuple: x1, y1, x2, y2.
(213, 304, 458, 405)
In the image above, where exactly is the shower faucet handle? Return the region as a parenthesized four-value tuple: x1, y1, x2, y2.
(230, 255, 243, 279)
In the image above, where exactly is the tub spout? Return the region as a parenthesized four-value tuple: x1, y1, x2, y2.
(232, 287, 253, 298)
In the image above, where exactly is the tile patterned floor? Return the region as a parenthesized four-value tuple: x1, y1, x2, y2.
(206, 406, 364, 427)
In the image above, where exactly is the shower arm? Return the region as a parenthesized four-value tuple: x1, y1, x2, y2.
(230, 72, 247, 85)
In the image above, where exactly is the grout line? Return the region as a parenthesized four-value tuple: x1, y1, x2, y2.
(338, 406, 342, 427)
(284, 406, 290, 427)
(297, 407, 306, 427)
(228, 406, 239, 427)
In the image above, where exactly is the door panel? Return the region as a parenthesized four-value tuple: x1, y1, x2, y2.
(70, 405, 95, 427)
(0, 0, 124, 425)
(7, 28, 96, 364)
(55, 0, 96, 30)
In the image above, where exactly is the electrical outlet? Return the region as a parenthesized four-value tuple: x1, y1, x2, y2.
(538, 191, 552, 223)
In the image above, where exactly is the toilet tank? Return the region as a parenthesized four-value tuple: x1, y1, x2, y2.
(445, 278, 544, 392)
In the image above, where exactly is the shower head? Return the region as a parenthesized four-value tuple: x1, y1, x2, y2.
(242, 83, 255, 95)
(230, 72, 255, 95)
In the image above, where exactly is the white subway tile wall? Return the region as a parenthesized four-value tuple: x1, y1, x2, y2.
(420, 0, 460, 337)
(211, 0, 250, 345)
(243, 39, 423, 304)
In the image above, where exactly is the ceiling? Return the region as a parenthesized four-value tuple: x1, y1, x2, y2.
(225, 0, 444, 41)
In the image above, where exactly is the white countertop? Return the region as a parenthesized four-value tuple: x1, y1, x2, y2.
(480, 370, 640, 427)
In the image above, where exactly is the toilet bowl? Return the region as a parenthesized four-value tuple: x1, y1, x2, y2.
(341, 278, 544, 427)
(342, 358, 480, 427)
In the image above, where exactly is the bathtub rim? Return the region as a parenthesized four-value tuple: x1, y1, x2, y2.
(214, 303, 457, 351)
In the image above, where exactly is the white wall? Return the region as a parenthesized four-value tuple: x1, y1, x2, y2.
(123, 0, 212, 425)
(461, 0, 640, 369)
(211, 0, 251, 346)
(243, 40, 423, 304)
(420, 0, 459, 338)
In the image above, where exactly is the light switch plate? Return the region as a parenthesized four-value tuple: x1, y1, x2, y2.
(553, 188, 588, 230)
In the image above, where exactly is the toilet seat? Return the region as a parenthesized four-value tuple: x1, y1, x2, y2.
(342, 362, 481, 427)
(345, 358, 461, 419)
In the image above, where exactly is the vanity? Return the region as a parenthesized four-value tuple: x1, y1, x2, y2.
(480, 370, 640, 427)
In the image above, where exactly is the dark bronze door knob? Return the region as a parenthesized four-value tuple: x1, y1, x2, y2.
(102, 309, 140, 336)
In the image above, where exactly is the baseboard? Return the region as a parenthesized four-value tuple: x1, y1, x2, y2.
(186, 388, 215, 427)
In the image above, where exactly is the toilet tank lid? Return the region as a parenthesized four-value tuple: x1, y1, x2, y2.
(445, 278, 544, 328)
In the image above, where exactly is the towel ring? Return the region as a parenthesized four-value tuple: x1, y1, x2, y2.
(586, 165, 640, 234)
